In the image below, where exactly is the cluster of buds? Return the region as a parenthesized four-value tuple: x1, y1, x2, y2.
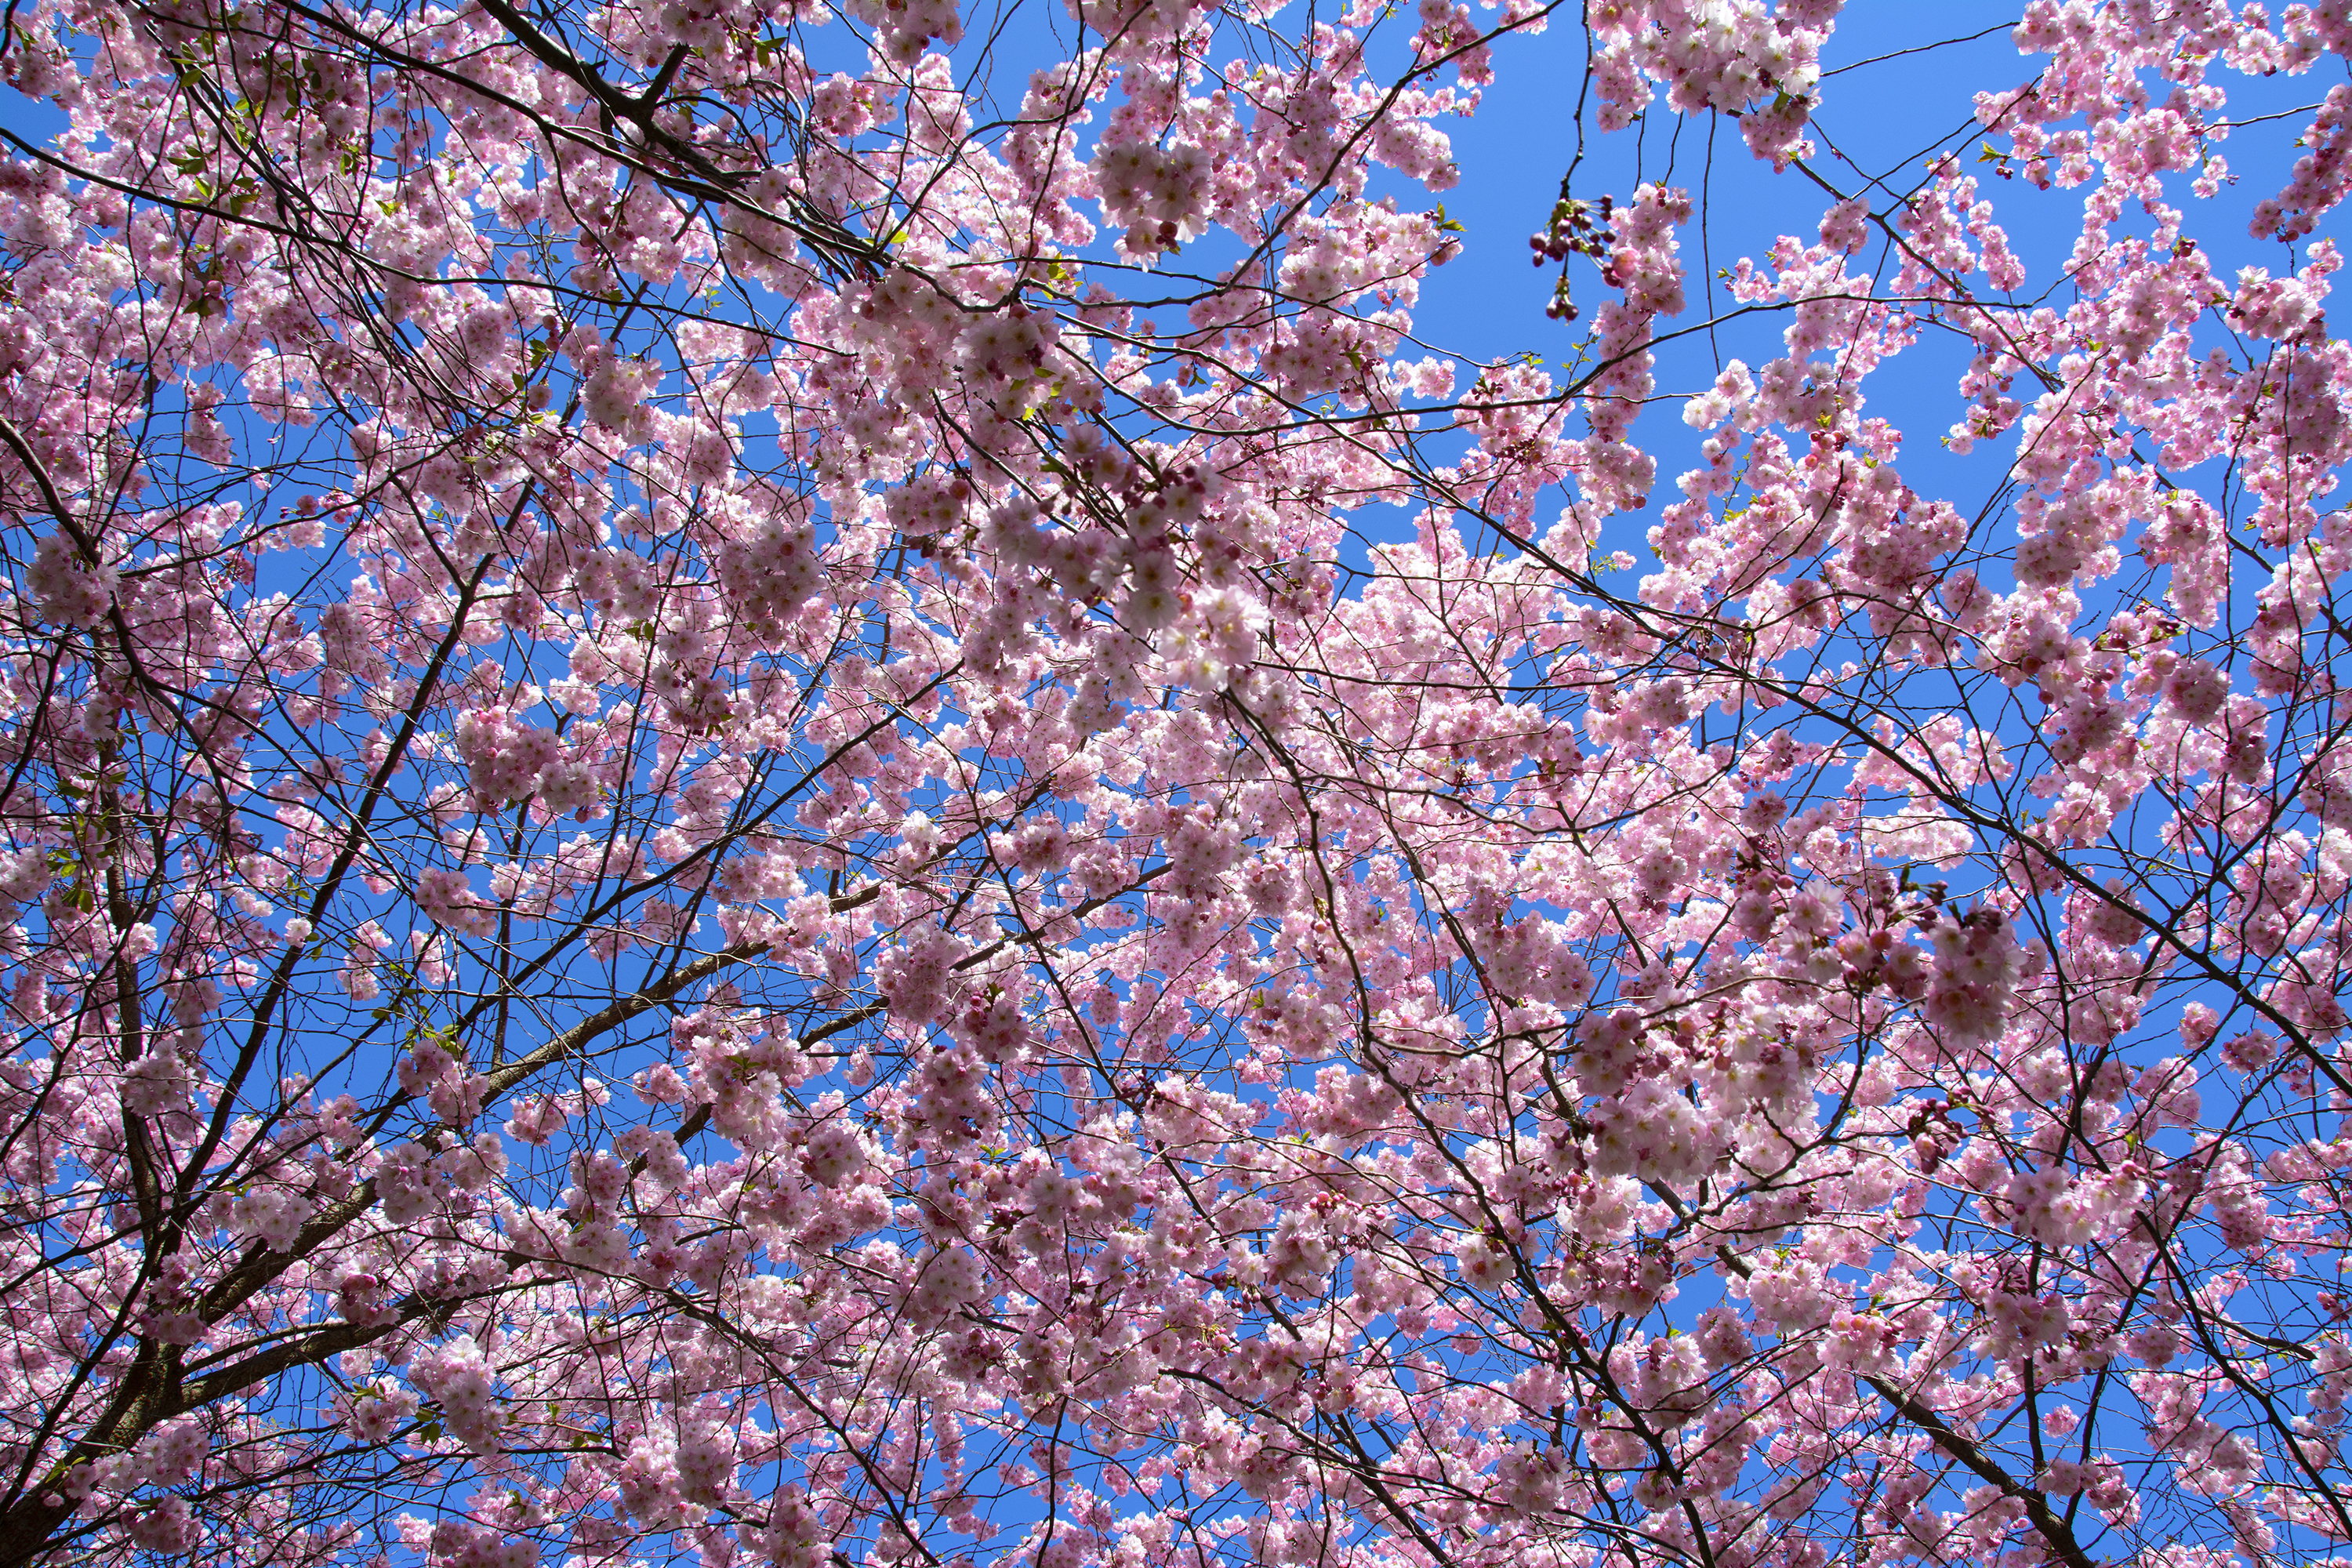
(1530, 192, 1617, 321)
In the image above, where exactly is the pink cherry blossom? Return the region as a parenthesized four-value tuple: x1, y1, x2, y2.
(0, 2, 2350, 1568)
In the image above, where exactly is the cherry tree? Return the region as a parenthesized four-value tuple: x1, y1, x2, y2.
(0, 0, 2350, 1566)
